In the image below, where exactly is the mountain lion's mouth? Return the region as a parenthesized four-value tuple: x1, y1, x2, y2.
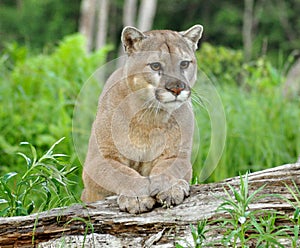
(155, 89, 191, 105)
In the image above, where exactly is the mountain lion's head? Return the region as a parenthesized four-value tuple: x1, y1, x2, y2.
(121, 25, 203, 111)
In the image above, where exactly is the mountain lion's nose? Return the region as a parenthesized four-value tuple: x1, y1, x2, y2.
(165, 81, 186, 96)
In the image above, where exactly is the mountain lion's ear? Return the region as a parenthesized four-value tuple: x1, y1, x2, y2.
(121, 26, 146, 54)
(180, 25, 203, 50)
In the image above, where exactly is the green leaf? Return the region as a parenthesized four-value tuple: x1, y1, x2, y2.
(0, 199, 8, 204)
(45, 137, 65, 156)
(2, 172, 18, 183)
(232, 187, 242, 202)
(0, 206, 10, 217)
(15, 200, 27, 216)
(27, 201, 35, 215)
(52, 154, 68, 157)
(190, 224, 198, 243)
(17, 152, 32, 167)
(20, 141, 30, 145)
(250, 216, 264, 234)
(293, 225, 299, 239)
(294, 207, 300, 221)
(51, 177, 67, 187)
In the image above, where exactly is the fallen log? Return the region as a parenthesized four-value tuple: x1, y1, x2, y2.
(0, 162, 299, 247)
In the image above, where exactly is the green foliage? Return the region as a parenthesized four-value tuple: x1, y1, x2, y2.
(193, 44, 300, 182)
(0, 0, 81, 50)
(0, 138, 77, 217)
(154, 0, 300, 60)
(176, 220, 208, 248)
(0, 34, 112, 198)
(282, 182, 300, 248)
(215, 175, 300, 247)
(176, 174, 300, 247)
(249, 213, 287, 247)
(290, 208, 300, 248)
(2, 0, 300, 60)
(197, 43, 244, 85)
(216, 173, 266, 246)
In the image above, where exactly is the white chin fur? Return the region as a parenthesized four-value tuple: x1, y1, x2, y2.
(163, 101, 183, 110)
(159, 90, 190, 103)
(158, 90, 190, 110)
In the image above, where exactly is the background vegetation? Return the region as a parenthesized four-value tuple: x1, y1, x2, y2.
(0, 0, 299, 216)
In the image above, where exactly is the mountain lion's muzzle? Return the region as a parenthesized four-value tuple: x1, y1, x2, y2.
(155, 76, 191, 106)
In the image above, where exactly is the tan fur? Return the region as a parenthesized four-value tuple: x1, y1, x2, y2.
(81, 25, 203, 213)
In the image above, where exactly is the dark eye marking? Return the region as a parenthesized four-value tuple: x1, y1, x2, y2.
(148, 62, 162, 71)
(180, 60, 191, 69)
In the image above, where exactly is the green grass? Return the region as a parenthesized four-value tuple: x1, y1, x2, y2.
(212, 85, 299, 180)
(193, 46, 300, 182)
(176, 174, 300, 247)
(0, 34, 112, 203)
(0, 138, 77, 217)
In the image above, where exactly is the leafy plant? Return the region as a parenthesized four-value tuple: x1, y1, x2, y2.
(248, 213, 287, 247)
(197, 42, 244, 86)
(193, 44, 300, 183)
(176, 220, 208, 248)
(0, 34, 111, 199)
(281, 181, 300, 247)
(0, 138, 77, 217)
(289, 207, 300, 248)
(216, 173, 266, 246)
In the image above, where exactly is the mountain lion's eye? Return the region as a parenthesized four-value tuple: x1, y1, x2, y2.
(180, 61, 190, 69)
(149, 62, 162, 71)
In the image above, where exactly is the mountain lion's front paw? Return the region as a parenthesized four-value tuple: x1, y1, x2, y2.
(156, 179, 190, 208)
(118, 195, 156, 214)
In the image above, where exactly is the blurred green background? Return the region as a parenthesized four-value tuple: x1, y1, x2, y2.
(0, 0, 299, 215)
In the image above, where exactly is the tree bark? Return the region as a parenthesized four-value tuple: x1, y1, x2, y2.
(243, 0, 254, 61)
(283, 58, 300, 98)
(0, 162, 299, 247)
(137, 0, 157, 31)
(95, 0, 109, 50)
(274, 0, 296, 42)
(123, 0, 137, 27)
(117, 0, 138, 67)
(79, 0, 97, 52)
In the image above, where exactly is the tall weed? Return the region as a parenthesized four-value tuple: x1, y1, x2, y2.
(194, 45, 300, 181)
(0, 34, 111, 198)
(0, 138, 77, 217)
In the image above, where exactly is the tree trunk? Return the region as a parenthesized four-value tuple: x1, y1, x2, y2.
(137, 0, 157, 31)
(274, 0, 296, 42)
(79, 0, 97, 52)
(0, 162, 299, 247)
(117, 0, 138, 67)
(123, 0, 137, 27)
(95, 0, 109, 50)
(243, 0, 254, 61)
(283, 58, 300, 98)
(16, 0, 23, 9)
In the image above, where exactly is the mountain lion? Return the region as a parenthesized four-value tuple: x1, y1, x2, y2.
(81, 24, 203, 213)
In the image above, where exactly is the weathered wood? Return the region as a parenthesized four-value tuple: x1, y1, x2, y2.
(0, 162, 299, 247)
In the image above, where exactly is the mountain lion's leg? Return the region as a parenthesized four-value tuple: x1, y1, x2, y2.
(82, 160, 156, 213)
(82, 132, 155, 213)
(149, 158, 192, 207)
(81, 171, 113, 202)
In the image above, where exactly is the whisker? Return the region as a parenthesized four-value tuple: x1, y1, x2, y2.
(137, 98, 156, 122)
(191, 96, 205, 108)
(155, 102, 161, 117)
(148, 100, 157, 116)
(191, 89, 209, 109)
